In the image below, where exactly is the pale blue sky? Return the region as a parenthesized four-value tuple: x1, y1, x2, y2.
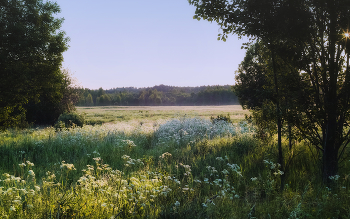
(56, 0, 247, 89)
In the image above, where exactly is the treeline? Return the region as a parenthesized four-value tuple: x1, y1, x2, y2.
(76, 85, 239, 106)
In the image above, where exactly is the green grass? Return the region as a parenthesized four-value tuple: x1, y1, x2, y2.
(1, 107, 350, 218)
(76, 105, 247, 125)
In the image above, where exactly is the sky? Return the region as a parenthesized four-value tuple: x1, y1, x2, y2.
(56, 0, 247, 90)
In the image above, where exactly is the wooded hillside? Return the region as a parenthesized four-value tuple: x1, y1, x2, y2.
(76, 85, 238, 106)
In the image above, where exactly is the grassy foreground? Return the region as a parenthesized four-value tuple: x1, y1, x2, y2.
(0, 107, 350, 218)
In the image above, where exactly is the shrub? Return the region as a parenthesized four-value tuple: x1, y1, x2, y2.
(210, 114, 232, 124)
(54, 112, 85, 129)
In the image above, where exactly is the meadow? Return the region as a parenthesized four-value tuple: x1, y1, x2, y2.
(76, 105, 247, 126)
(0, 105, 350, 218)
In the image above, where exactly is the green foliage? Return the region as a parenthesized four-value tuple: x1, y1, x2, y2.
(190, 0, 350, 182)
(0, 0, 69, 129)
(54, 112, 85, 129)
(76, 85, 239, 106)
(85, 93, 94, 106)
(210, 114, 232, 124)
(25, 69, 79, 125)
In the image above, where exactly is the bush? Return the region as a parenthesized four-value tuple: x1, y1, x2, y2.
(54, 112, 85, 129)
(210, 114, 232, 124)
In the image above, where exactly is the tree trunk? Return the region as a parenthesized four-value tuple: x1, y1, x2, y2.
(271, 45, 285, 191)
(322, 141, 339, 183)
(321, 4, 340, 184)
(289, 125, 292, 150)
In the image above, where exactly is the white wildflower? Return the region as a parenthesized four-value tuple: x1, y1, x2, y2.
(28, 170, 35, 177)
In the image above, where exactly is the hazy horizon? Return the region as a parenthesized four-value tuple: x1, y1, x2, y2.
(78, 83, 234, 90)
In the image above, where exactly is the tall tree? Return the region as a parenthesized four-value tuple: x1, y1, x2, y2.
(85, 93, 94, 106)
(0, 0, 69, 128)
(189, 0, 350, 183)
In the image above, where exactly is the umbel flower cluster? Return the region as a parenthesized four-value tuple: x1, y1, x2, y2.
(155, 117, 252, 147)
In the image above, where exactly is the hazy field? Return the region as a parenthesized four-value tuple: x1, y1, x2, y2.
(76, 105, 248, 125)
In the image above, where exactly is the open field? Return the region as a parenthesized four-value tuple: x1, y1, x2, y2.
(1, 107, 350, 218)
(76, 105, 248, 125)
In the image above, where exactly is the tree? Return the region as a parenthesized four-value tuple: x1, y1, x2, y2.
(234, 42, 276, 139)
(85, 93, 94, 106)
(0, 0, 69, 128)
(189, 0, 350, 183)
(25, 68, 79, 125)
(97, 87, 105, 97)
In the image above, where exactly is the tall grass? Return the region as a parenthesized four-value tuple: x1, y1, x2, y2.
(0, 116, 350, 218)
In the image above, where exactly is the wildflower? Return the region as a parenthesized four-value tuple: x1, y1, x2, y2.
(227, 163, 240, 171)
(9, 206, 16, 211)
(19, 163, 26, 167)
(78, 176, 88, 183)
(28, 170, 35, 177)
(206, 199, 215, 205)
(273, 170, 284, 176)
(18, 189, 27, 194)
(121, 155, 130, 160)
(174, 201, 180, 207)
(222, 169, 229, 175)
(251, 177, 258, 181)
(160, 152, 172, 159)
(93, 157, 101, 162)
(101, 203, 107, 207)
(329, 175, 340, 181)
(122, 140, 137, 147)
(26, 161, 34, 166)
(60, 162, 76, 170)
(13, 200, 21, 204)
(216, 157, 224, 161)
(202, 203, 207, 207)
(28, 189, 35, 195)
(34, 186, 40, 191)
(174, 179, 181, 184)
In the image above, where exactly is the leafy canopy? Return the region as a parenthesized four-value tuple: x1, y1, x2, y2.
(0, 0, 69, 128)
